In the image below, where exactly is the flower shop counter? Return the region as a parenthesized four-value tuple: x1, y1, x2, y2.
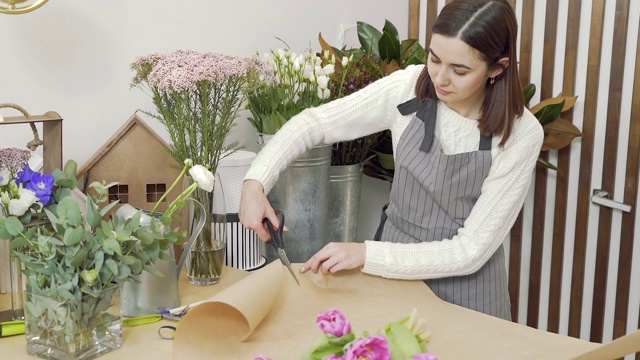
(3, 263, 603, 359)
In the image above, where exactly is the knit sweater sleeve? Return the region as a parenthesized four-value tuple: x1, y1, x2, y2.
(362, 110, 544, 280)
(244, 65, 422, 193)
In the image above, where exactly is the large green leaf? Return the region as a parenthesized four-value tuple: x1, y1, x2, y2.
(379, 19, 401, 62)
(534, 100, 565, 126)
(357, 21, 383, 56)
(379, 32, 401, 63)
(523, 84, 536, 104)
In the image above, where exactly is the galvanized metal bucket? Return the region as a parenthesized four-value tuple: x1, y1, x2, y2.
(328, 164, 363, 243)
(258, 134, 331, 263)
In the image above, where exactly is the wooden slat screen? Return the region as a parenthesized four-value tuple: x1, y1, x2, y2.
(409, 1, 640, 356)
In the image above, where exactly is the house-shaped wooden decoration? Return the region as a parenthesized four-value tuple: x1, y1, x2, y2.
(77, 114, 185, 218)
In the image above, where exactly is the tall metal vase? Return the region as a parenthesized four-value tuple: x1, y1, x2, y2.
(258, 134, 331, 263)
(186, 176, 227, 285)
(328, 164, 363, 243)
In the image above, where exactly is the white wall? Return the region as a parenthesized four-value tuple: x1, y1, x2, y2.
(0, 0, 405, 237)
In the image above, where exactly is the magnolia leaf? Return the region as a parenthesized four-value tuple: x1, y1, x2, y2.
(381, 59, 401, 76)
(534, 100, 564, 126)
(357, 21, 382, 57)
(318, 33, 344, 74)
(541, 118, 583, 151)
(523, 84, 536, 104)
(379, 20, 401, 62)
(530, 93, 577, 115)
(379, 32, 401, 64)
(537, 156, 558, 170)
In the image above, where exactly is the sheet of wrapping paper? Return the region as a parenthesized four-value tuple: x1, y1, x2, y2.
(173, 261, 602, 359)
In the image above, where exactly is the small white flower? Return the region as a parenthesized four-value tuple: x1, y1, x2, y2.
(317, 88, 331, 100)
(1, 191, 10, 205)
(322, 64, 335, 76)
(189, 165, 215, 192)
(341, 56, 349, 67)
(0, 167, 9, 186)
(317, 75, 330, 90)
(18, 187, 37, 207)
(8, 197, 30, 216)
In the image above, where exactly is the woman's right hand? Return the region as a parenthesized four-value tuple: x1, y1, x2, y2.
(239, 179, 279, 242)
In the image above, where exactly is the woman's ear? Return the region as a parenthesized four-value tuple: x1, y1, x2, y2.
(491, 57, 510, 78)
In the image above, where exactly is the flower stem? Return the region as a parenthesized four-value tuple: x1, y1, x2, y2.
(150, 161, 190, 215)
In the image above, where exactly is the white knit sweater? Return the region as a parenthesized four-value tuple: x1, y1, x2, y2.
(245, 65, 544, 280)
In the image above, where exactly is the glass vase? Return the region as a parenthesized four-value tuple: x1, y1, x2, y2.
(186, 175, 227, 285)
(24, 283, 122, 360)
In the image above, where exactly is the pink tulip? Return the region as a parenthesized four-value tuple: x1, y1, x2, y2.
(316, 309, 352, 337)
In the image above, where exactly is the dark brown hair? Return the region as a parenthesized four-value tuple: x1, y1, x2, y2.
(415, 0, 523, 146)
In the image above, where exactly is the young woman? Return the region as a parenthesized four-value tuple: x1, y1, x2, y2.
(239, 0, 542, 320)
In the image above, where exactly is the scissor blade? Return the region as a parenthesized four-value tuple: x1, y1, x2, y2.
(277, 248, 300, 286)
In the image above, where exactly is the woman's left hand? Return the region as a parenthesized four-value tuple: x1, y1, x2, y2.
(301, 242, 366, 275)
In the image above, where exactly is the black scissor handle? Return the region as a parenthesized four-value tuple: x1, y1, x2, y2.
(264, 210, 285, 250)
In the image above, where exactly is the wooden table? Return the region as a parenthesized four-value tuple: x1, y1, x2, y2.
(2, 265, 603, 359)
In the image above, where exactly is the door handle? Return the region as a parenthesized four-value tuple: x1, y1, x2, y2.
(591, 189, 632, 213)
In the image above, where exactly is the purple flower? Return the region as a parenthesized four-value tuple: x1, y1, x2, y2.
(412, 353, 438, 360)
(316, 309, 352, 337)
(25, 172, 55, 205)
(15, 163, 35, 185)
(343, 335, 391, 360)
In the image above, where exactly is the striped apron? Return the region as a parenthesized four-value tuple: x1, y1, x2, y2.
(374, 98, 511, 320)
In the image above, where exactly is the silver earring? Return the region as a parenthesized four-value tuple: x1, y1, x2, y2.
(490, 77, 495, 85)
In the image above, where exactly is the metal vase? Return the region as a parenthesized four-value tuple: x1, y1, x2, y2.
(328, 164, 363, 243)
(259, 134, 331, 263)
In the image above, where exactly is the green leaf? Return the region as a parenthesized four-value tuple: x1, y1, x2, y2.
(105, 258, 118, 277)
(379, 19, 401, 62)
(535, 100, 564, 126)
(57, 197, 82, 226)
(1, 216, 24, 237)
(523, 83, 536, 104)
(95, 251, 104, 272)
(69, 248, 88, 267)
(357, 21, 383, 56)
(537, 156, 558, 170)
(63, 159, 78, 180)
(117, 264, 131, 279)
(63, 227, 83, 246)
(142, 263, 164, 277)
(86, 197, 102, 228)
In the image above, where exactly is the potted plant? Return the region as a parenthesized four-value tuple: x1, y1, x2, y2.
(130, 50, 262, 285)
(242, 47, 339, 263)
(319, 19, 428, 183)
(316, 19, 427, 242)
(0, 149, 214, 359)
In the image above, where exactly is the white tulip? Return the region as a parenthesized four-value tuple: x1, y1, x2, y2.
(341, 56, 349, 67)
(189, 165, 215, 192)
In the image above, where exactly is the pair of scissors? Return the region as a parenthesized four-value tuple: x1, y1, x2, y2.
(264, 210, 300, 286)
